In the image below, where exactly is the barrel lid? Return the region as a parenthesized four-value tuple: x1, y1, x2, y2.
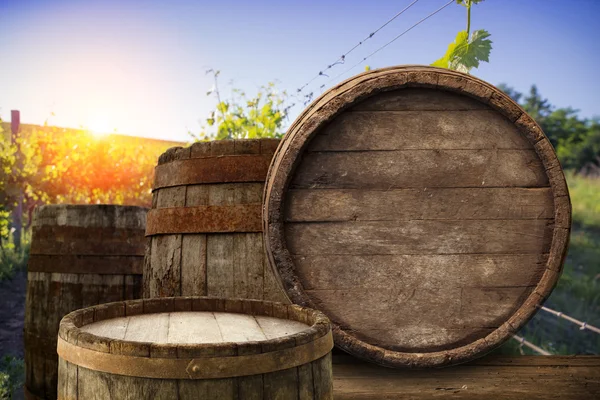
(58, 297, 332, 379)
(81, 311, 309, 344)
(263, 66, 571, 368)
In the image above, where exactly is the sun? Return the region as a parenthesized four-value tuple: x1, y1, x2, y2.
(86, 114, 115, 137)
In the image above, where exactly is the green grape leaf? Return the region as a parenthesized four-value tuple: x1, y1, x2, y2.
(432, 29, 492, 73)
(452, 29, 492, 70)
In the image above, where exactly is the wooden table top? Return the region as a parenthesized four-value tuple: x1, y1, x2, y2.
(332, 353, 600, 399)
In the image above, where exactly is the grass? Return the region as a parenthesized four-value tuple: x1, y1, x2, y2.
(0, 242, 29, 282)
(0, 356, 24, 400)
(495, 172, 600, 355)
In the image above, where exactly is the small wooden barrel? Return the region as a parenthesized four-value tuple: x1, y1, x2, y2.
(57, 297, 333, 399)
(24, 204, 147, 400)
(263, 66, 571, 368)
(144, 139, 288, 303)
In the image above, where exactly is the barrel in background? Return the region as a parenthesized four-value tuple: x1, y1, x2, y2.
(24, 204, 147, 399)
(263, 66, 571, 368)
(143, 139, 288, 303)
(57, 297, 333, 399)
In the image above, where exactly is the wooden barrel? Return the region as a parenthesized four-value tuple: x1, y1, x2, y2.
(143, 139, 288, 303)
(57, 297, 333, 399)
(263, 66, 571, 368)
(24, 204, 147, 399)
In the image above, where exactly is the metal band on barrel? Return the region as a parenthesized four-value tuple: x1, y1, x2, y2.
(153, 155, 272, 189)
(145, 205, 263, 236)
(57, 332, 333, 379)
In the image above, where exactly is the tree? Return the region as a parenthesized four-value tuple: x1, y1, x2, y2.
(432, 0, 492, 73)
(190, 70, 291, 141)
(498, 84, 600, 172)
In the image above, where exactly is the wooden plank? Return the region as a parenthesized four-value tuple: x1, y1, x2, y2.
(291, 150, 549, 189)
(77, 366, 111, 399)
(312, 353, 333, 400)
(178, 378, 237, 400)
(286, 220, 553, 255)
(107, 374, 178, 400)
(81, 317, 129, 340)
(233, 233, 264, 300)
(124, 274, 142, 300)
(98, 274, 125, 304)
(332, 356, 600, 400)
(147, 184, 186, 298)
(124, 313, 169, 343)
(298, 363, 315, 400)
(44, 357, 59, 400)
(79, 274, 101, 309)
(57, 358, 77, 400)
(78, 367, 178, 399)
(237, 374, 263, 400)
(293, 254, 548, 290)
(206, 184, 236, 298)
(255, 316, 309, 339)
(231, 183, 264, 300)
(156, 186, 186, 208)
(234, 182, 263, 204)
(45, 273, 81, 400)
(30, 272, 49, 396)
(308, 110, 531, 151)
(180, 184, 209, 296)
(147, 234, 183, 297)
(350, 88, 489, 111)
(167, 312, 223, 344)
(263, 263, 290, 304)
(214, 312, 267, 342)
(181, 234, 207, 296)
(286, 188, 554, 222)
(206, 234, 235, 297)
(263, 367, 299, 400)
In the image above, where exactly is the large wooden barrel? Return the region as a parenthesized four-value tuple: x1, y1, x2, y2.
(57, 297, 333, 399)
(24, 204, 147, 399)
(263, 66, 571, 368)
(144, 139, 288, 303)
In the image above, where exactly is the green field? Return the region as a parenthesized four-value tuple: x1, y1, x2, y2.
(497, 173, 600, 355)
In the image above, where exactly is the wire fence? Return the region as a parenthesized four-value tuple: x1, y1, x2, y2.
(512, 335, 552, 355)
(294, 0, 454, 105)
(537, 305, 600, 335)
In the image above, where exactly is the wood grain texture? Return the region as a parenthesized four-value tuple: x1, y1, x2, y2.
(57, 298, 333, 399)
(286, 220, 553, 255)
(332, 354, 600, 400)
(25, 205, 145, 400)
(308, 110, 531, 151)
(291, 150, 548, 189)
(263, 66, 571, 367)
(81, 312, 309, 344)
(145, 139, 289, 303)
(286, 188, 554, 222)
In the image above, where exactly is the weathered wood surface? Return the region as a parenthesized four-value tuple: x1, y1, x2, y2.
(144, 139, 289, 303)
(80, 312, 309, 343)
(24, 205, 146, 400)
(263, 66, 571, 367)
(332, 354, 600, 400)
(57, 297, 334, 399)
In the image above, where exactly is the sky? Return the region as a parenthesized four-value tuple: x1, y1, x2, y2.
(0, 0, 599, 142)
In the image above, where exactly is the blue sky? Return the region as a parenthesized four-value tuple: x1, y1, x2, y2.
(0, 0, 598, 141)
